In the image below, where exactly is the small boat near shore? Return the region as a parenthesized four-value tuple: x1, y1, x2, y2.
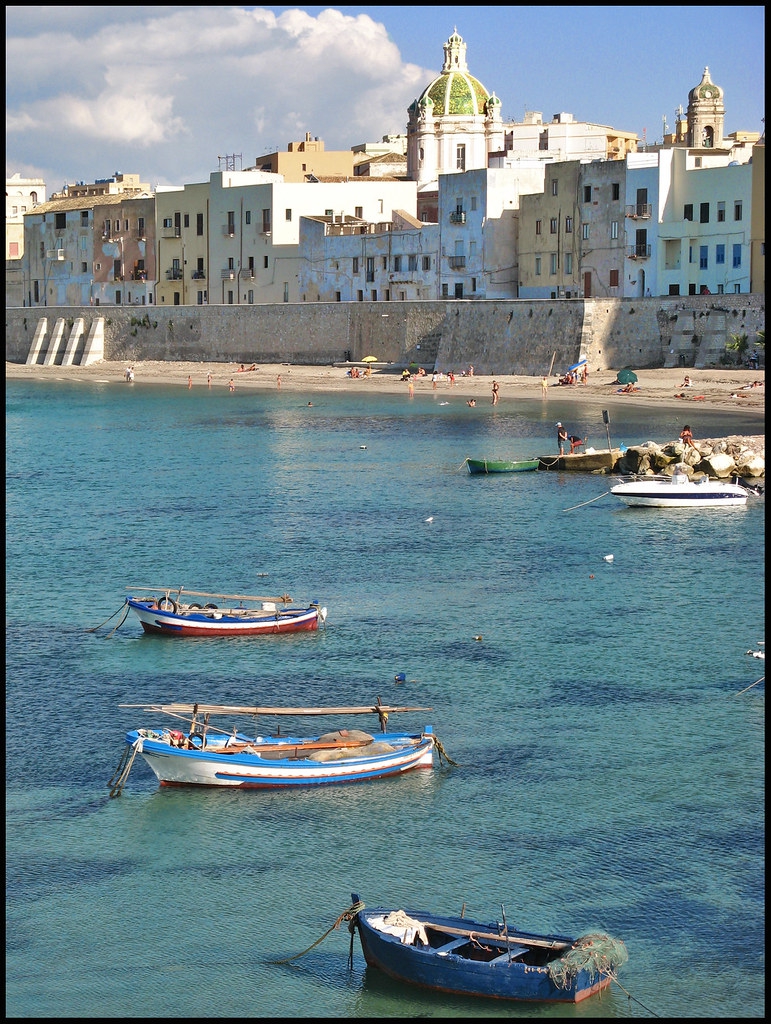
(466, 458, 539, 475)
(109, 701, 440, 795)
(348, 895, 628, 1004)
(125, 586, 326, 637)
(611, 472, 750, 508)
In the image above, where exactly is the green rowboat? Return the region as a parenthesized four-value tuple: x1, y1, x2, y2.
(466, 458, 539, 475)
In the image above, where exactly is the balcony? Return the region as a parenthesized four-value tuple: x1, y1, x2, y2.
(625, 203, 652, 219)
(191, 270, 207, 280)
(239, 268, 254, 279)
(223, 225, 236, 237)
(161, 227, 181, 238)
(449, 211, 466, 224)
(45, 249, 68, 260)
(131, 270, 148, 281)
(165, 268, 183, 280)
(448, 256, 466, 269)
(221, 270, 236, 280)
(627, 244, 652, 260)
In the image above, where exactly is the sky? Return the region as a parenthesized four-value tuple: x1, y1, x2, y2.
(6, 6, 765, 194)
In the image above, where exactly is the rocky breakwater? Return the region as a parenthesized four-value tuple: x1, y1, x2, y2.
(616, 435, 765, 481)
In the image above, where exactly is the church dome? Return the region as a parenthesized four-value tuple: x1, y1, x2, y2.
(689, 66, 723, 105)
(418, 31, 492, 117)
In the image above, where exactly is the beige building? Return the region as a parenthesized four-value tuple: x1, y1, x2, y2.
(253, 134, 354, 181)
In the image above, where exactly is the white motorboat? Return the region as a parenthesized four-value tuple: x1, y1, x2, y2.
(611, 471, 750, 508)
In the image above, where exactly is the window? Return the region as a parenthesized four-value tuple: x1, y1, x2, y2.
(81, 261, 87, 273)
(610, 269, 619, 287)
(352, 257, 359, 274)
(245, 210, 251, 225)
(539, 129, 549, 151)
(163, 217, 172, 229)
(422, 256, 431, 271)
(550, 253, 558, 274)
(684, 204, 693, 221)
(583, 185, 591, 202)
(470, 196, 477, 211)
(184, 214, 190, 228)
(283, 282, 289, 303)
(700, 202, 709, 224)
(732, 244, 741, 268)
(565, 216, 573, 233)
(456, 144, 466, 171)
(550, 218, 558, 234)
(80, 211, 89, 226)
(717, 201, 725, 222)
(551, 179, 558, 196)
(734, 202, 743, 221)
(699, 246, 708, 269)
(535, 256, 541, 276)
(734, 284, 741, 293)
(55, 212, 66, 229)
(227, 211, 235, 235)
(611, 221, 619, 239)
(262, 209, 271, 233)
(264, 255, 269, 269)
(285, 209, 292, 221)
(716, 244, 725, 265)
(366, 257, 375, 282)
(689, 245, 694, 264)
(582, 224, 589, 240)
(408, 255, 417, 271)
(394, 255, 402, 272)
(612, 183, 620, 201)
(535, 220, 542, 235)
(564, 253, 572, 274)
(442, 283, 449, 298)
(688, 284, 697, 295)
(197, 213, 204, 236)
(382, 257, 388, 270)
(9, 241, 19, 257)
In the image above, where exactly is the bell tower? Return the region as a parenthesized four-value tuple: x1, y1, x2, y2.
(687, 67, 725, 148)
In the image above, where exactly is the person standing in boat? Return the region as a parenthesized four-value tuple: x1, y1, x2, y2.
(556, 422, 568, 455)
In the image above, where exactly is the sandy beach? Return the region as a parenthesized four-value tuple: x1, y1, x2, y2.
(6, 360, 765, 418)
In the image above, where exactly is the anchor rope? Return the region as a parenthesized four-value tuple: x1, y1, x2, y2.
(434, 736, 459, 766)
(108, 742, 140, 798)
(104, 601, 131, 638)
(266, 899, 365, 965)
(563, 491, 610, 512)
(734, 675, 765, 696)
(87, 600, 128, 633)
(609, 974, 662, 1017)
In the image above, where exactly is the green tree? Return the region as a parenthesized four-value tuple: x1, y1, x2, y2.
(726, 332, 749, 365)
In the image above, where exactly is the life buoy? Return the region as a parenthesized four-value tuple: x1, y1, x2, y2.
(158, 597, 178, 613)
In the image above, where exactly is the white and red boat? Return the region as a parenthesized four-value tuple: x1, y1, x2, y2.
(125, 586, 326, 637)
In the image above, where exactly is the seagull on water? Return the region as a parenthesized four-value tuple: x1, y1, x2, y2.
(425, 516, 434, 523)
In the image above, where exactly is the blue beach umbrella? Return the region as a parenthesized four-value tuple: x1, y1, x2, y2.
(567, 358, 587, 372)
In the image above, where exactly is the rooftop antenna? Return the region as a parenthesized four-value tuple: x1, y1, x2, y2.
(218, 153, 243, 172)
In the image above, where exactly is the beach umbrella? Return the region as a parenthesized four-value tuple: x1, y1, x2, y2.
(362, 355, 378, 363)
(567, 358, 587, 372)
(617, 369, 638, 385)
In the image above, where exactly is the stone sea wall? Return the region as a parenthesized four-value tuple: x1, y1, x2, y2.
(5, 294, 764, 373)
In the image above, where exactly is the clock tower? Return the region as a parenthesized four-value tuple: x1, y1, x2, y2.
(686, 67, 725, 148)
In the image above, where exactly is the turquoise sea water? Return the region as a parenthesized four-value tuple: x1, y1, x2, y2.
(6, 378, 764, 1018)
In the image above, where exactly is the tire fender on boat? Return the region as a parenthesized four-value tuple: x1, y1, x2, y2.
(158, 597, 178, 613)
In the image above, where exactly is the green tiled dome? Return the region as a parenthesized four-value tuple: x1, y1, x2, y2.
(418, 31, 492, 117)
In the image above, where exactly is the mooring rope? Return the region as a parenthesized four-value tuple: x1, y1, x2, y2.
(735, 675, 765, 696)
(266, 899, 365, 965)
(108, 742, 139, 798)
(86, 600, 128, 633)
(434, 736, 459, 766)
(610, 975, 661, 1017)
(104, 601, 131, 638)
(563, 491, 610, 512)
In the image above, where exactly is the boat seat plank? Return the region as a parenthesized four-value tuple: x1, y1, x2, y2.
(435, 937, 470, 955)
(489, 944, 530, 963)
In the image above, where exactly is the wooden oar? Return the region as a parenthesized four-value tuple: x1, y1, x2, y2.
(126, 587, 293, 603)
(414, 920, 571, 951)
(221, 736, 374, 754)
(120, 702, 432, 716)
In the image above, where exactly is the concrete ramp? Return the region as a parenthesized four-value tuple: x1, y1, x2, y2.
(26, 318, 49, 365)
(80, 318, 105, 365)
(61, 318, 86, 365)
(43, 319, 67, 365)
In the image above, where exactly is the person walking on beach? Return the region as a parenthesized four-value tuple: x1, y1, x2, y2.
(408, 378, 414, 398)
(276, 374, 281, 389)
(491, 380, 500, 405)
(188, 375, 192, 390)
(207, 372, 212, 388)
(556, 422, 568, 455)
(541, 375, 548, 396)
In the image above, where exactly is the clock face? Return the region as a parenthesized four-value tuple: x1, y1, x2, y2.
(703, 89, 712, 97)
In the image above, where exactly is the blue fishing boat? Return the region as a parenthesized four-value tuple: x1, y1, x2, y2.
(349, 896, 627, 1004)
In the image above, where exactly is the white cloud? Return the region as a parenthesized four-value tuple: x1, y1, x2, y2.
(6, 6, 430, 188)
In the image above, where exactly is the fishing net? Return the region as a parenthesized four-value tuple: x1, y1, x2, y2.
(547, 932, 628, 989)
